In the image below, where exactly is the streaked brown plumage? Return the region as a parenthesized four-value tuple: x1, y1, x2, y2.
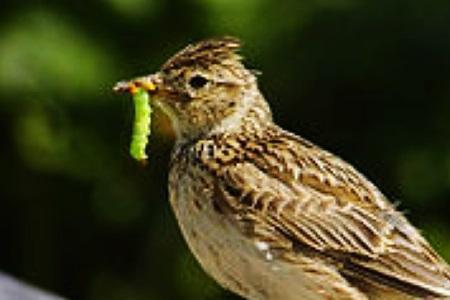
(115, 37, 450, 299)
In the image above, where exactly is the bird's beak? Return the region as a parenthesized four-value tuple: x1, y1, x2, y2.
(113, 73, 161, 96)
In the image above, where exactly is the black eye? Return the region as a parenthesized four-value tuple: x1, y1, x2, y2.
(189, 75, 208, 89)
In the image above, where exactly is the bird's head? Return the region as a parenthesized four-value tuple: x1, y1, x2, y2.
(115, 37, 272, 142)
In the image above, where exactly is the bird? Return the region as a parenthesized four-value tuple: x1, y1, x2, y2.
(114, 37, 450, 300)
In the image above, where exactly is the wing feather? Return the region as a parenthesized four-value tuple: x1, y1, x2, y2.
(193, 128, 450, 298)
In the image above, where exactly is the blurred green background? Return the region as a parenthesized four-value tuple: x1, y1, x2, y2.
(1, 0, 450, 299)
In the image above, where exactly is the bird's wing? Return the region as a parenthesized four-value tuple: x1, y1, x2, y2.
(193, 128, 450, 298)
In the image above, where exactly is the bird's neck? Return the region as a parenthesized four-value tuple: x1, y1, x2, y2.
(172, 90, 273, 164)
(210, 89, 273, 138)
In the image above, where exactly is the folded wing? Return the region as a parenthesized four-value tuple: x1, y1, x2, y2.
(194, 127, 450, 298)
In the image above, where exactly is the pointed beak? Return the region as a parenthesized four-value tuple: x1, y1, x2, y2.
(113, 73, 161, 95)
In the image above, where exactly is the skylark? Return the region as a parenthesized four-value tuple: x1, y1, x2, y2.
(115, 37, 450, 300)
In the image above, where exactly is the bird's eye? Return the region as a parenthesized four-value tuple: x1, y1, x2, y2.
(188, 75, 208, 89)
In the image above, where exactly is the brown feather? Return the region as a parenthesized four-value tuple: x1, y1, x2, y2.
(189, 125, 450, 298)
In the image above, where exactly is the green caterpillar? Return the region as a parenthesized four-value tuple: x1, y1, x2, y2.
(129, 88, 152, 161)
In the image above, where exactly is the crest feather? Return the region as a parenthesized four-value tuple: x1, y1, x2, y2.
(162, 36, 242, 71)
